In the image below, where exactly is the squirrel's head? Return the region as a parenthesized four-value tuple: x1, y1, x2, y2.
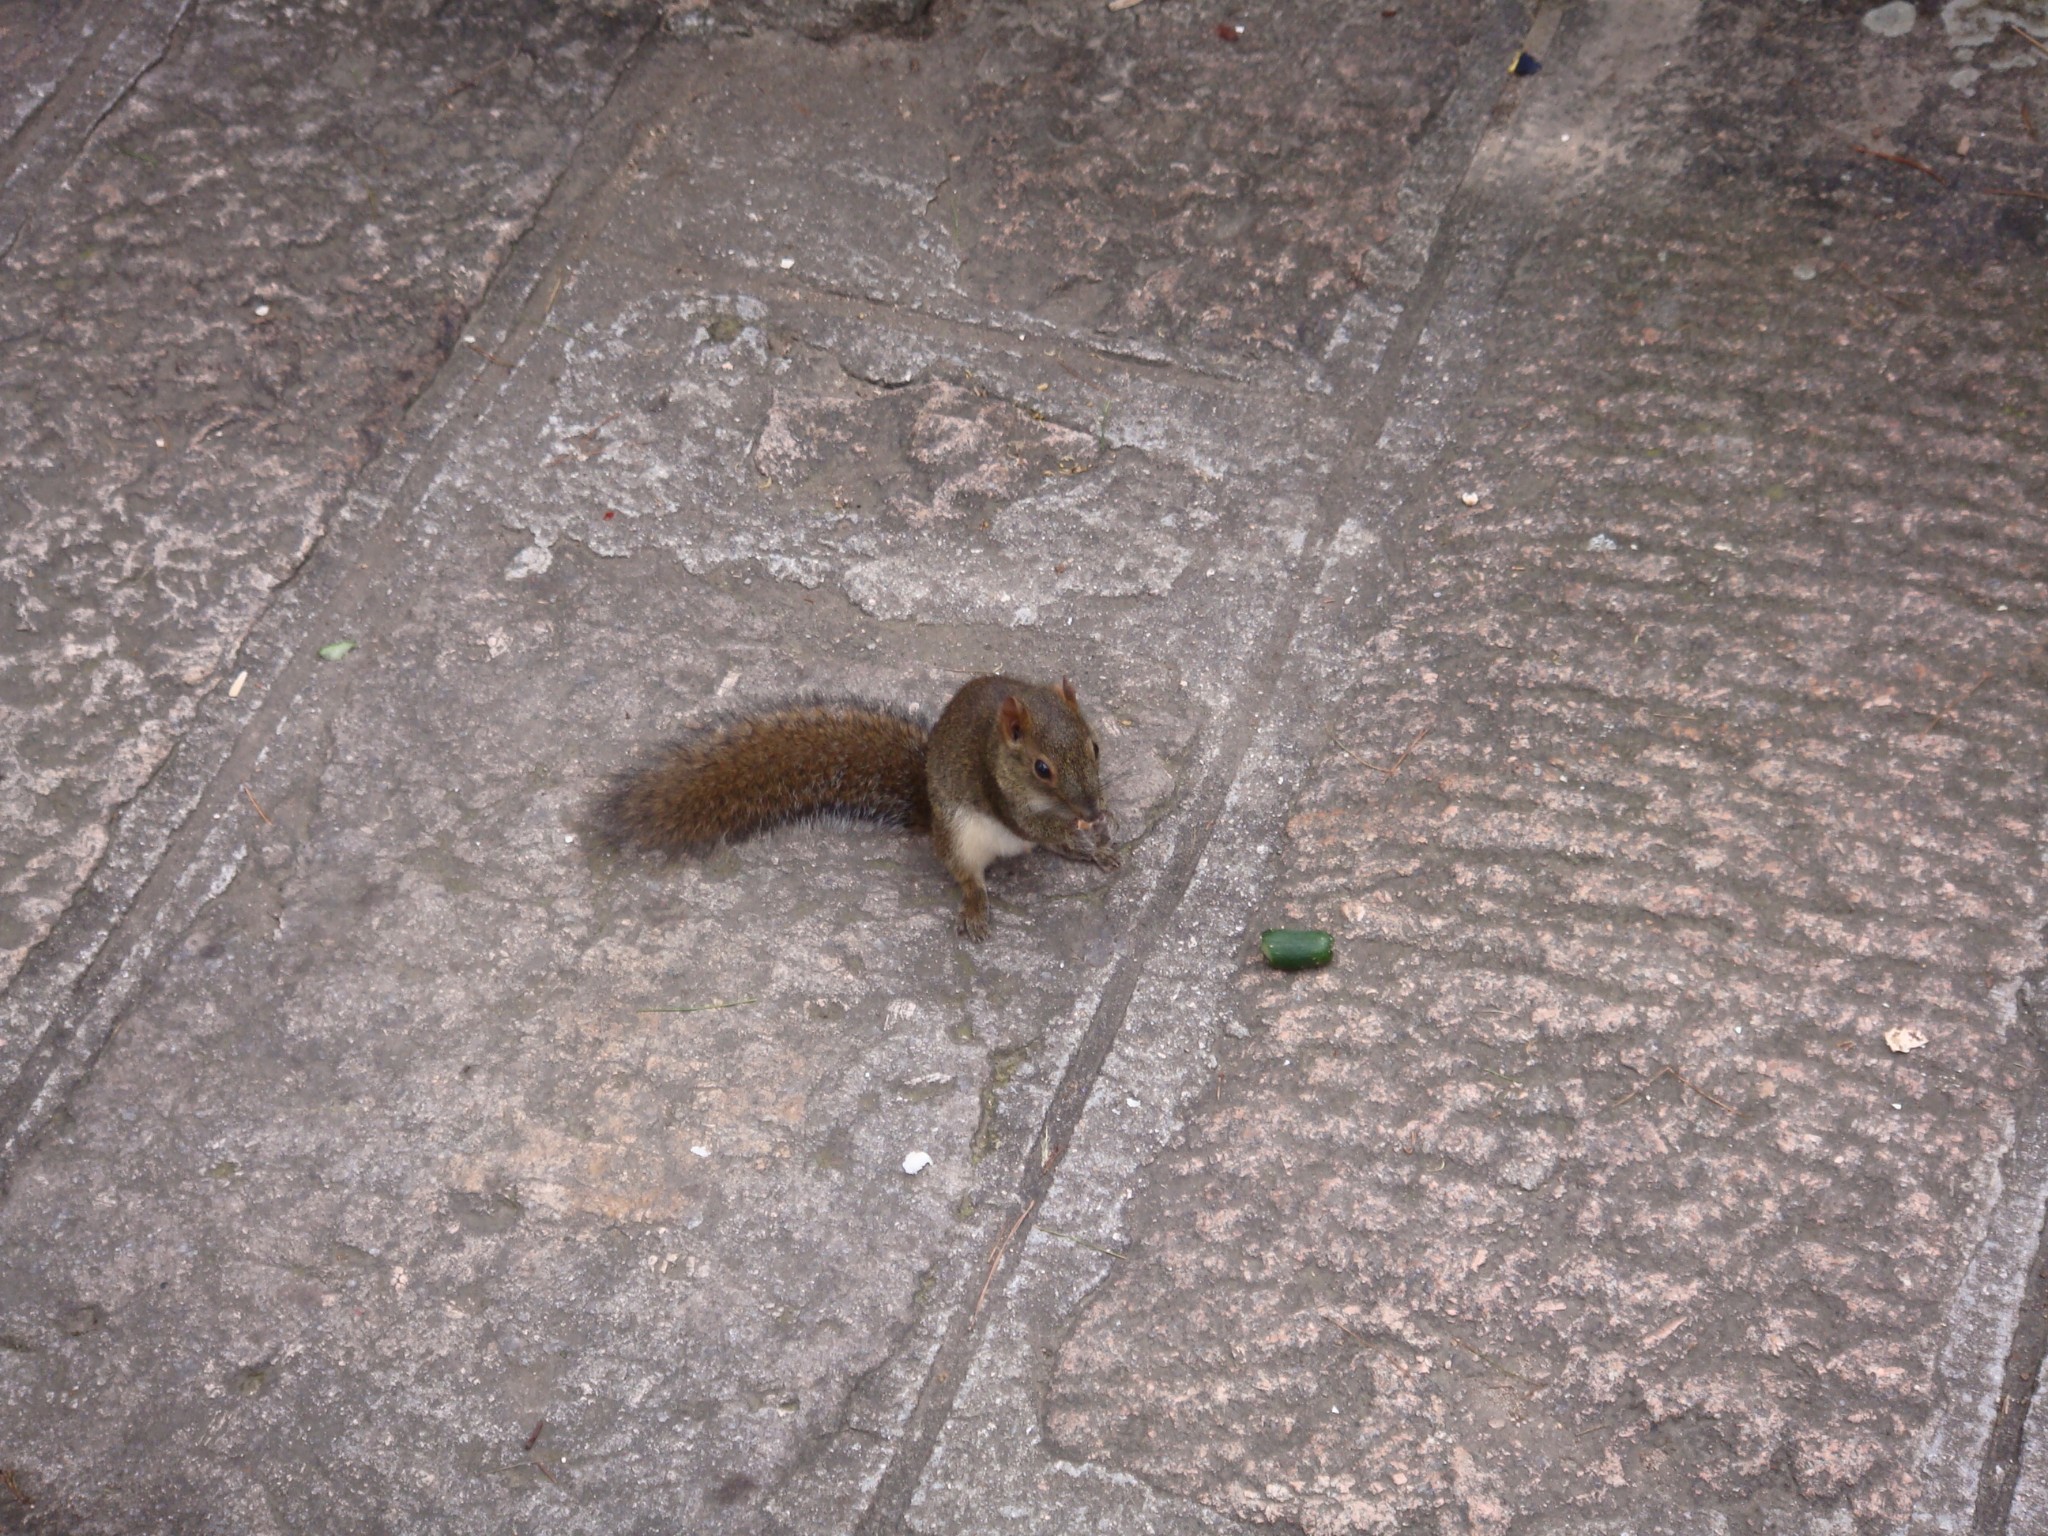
(995, 678, 1109, 827)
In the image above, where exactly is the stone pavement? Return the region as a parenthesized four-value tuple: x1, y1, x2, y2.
(1, 1, 2044, 1532)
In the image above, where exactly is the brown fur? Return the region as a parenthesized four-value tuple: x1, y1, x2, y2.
(593, 699, 932, 855)
(592, 677, 1118, 941)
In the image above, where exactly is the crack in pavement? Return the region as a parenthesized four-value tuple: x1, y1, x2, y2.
(851, 5, 1550, 1526)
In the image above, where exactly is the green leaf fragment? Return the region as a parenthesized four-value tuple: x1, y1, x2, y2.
(318, 640, 357, 661)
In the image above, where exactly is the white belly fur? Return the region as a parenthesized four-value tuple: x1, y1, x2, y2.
(947, 806, 1036, 875)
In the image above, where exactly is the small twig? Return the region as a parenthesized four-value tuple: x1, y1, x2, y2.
(1675, 1070, 1737, 1114)
(240, 783, 273, 826)
(523, 1418, 546, 1452)
(1830, 260, 1911, 314)
(1316, 1312, 1380, 1351)
(0, 1468, 30, 1507)
(444, 53, 516, 104)
(636, 997, 757, 1016)
(466, 340, 514, 369)
(1037, 1225, 1127, 1260)
(974, 1197, 1039, 1316)
(1601, 1068, 1654, 1113)
(529, 1458, 558, 1485)
(1922, 642, 2048, 736)
(1976, 185, 2048, 204)
(2023, 96, 2038, 143)
(2010, 21, 2048, 60)
(1850, 143, 1951, 186)
(1601, 1064, 1736, 1116)
(1382, 722, 1435, 778)
(1451, 1334, 1549, 1388)
(1919, 668, 1995, 735)
(189, 411, 241, 450)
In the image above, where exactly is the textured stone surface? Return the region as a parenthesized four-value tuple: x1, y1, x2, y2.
(0, 1, 117, 144)
(0, 218, 1361, 1520)
(1044, 4, 2048, 1532)
(0, 5, 1375, 1520)
(0, 0, 648, 989)
(0, 542, 1128, 1534)
(944, 0, 1477, 374)
(668, 0, 932, 42)
(426, 279, 1333, 632)
(617, 0, 1478, 391)
(4, 0, 2047, 1532)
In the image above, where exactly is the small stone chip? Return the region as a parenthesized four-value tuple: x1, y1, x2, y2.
(1884, 1026, 1928, 1054)
(902, 1151, 933, 1176)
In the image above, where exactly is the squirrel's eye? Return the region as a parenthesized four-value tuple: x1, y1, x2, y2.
(1034, 759, 1054, 781)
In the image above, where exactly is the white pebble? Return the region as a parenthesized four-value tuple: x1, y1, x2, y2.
(1861, 1, 1915, 37)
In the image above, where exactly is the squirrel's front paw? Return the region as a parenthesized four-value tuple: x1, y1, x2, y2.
(956, 896, 992, 942)
(1057, 817, 1120, 871)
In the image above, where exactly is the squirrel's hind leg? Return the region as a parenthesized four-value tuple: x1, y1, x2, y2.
(954, 883, 993, 942)
(931, 816, 993, 941)
(931, 806, 1033, 942)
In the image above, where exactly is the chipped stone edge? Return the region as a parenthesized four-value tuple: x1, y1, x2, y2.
(1903, 947, 2048, 1536)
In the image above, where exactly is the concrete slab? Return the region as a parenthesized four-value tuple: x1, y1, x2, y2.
(0, 0, 649, 992)
(0, 7, 1404, 1529)
(1026, 4, 2048, 1535)
(2, 0, 2045, 1533)
(613, 0, 1493, 392)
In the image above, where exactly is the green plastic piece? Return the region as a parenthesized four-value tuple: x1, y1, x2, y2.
(317, 640, 357, 661)
(1260, 928, 1334, 971)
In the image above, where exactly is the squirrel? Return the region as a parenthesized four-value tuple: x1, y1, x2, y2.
(593, 675, 1121, 940)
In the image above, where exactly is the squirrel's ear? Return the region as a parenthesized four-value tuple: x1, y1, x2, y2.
(998, 694, 1029, 744)
(1058, 676, 1080, 708)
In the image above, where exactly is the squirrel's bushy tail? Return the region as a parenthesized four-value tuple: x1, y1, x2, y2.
(594, 700, 932, 855)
